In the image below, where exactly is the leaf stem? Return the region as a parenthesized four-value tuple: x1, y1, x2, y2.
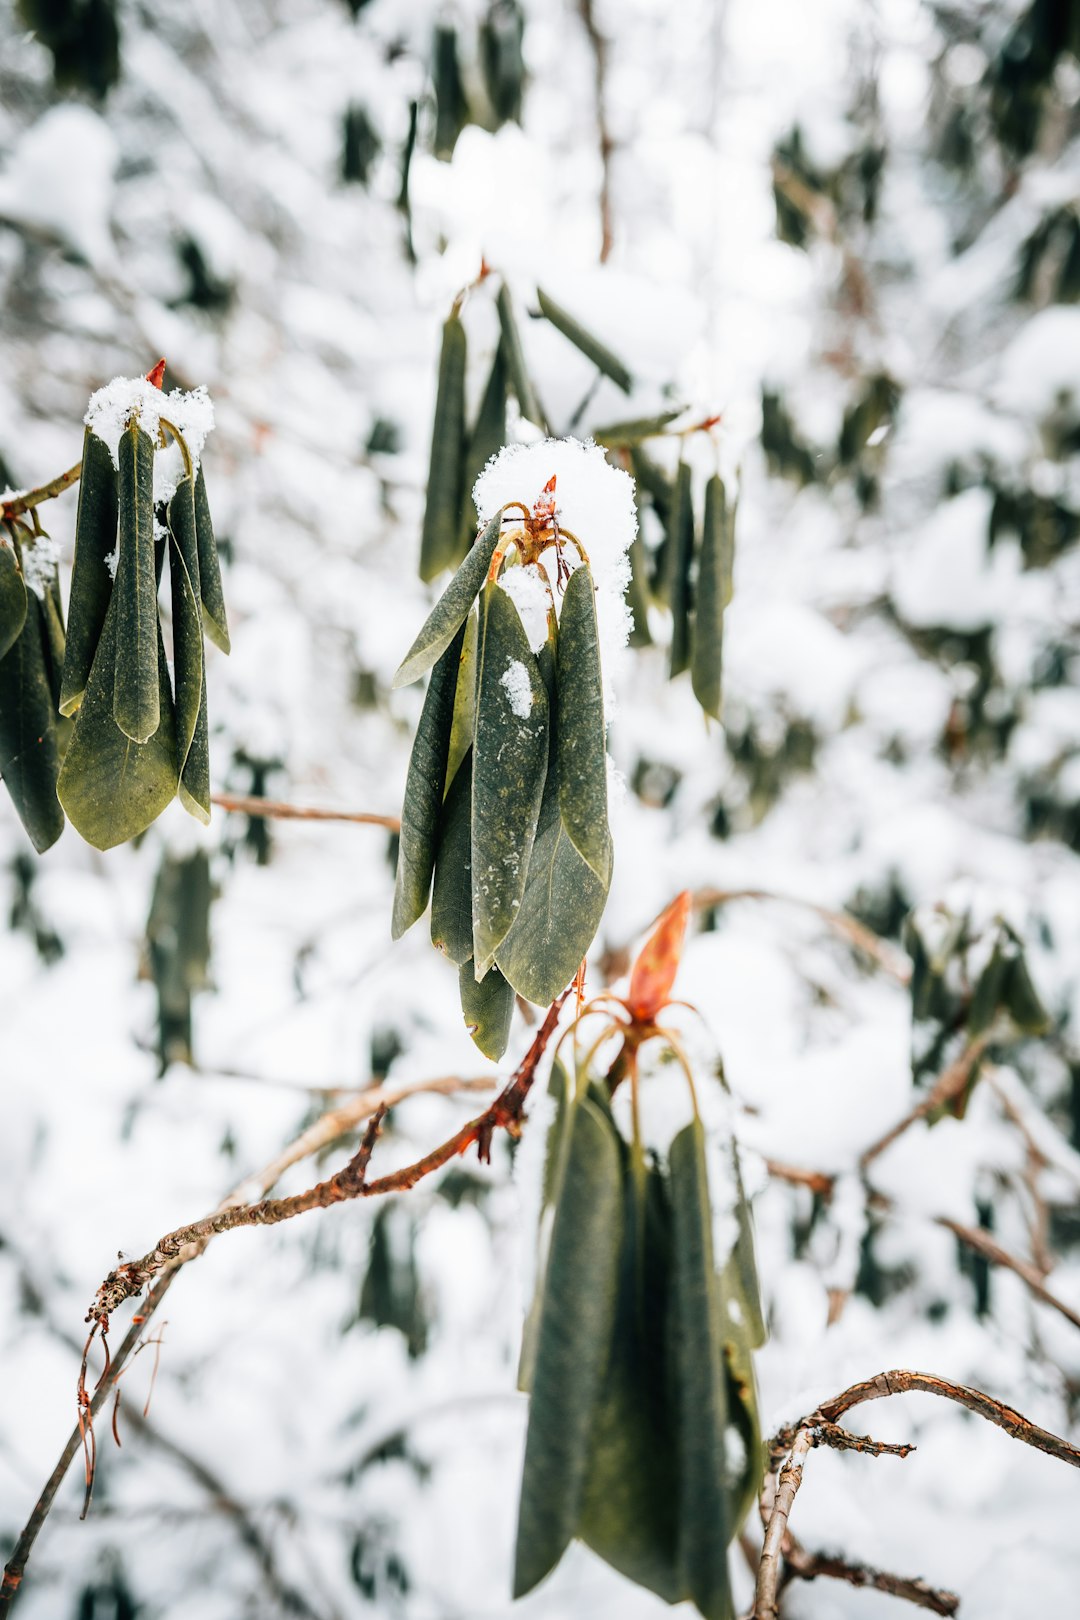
(1, 461, 83, 522)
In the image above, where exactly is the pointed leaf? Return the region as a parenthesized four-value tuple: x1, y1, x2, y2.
(592, 410, 682, 448)
(194, 462, 230, 654)
(393, 508, 503, 688)
(555, 563, 611, 884)
(667, 461, 694, 679)
(40, 572, 66, 711)
(626, 527, 653, 648)
(420, 311, 468, 581)
(691, 474, 726, 720)
(579, 1164, 683, 1603)
(0, 598, 65, 853)
(431, 750, 474, 965)
(471, 584, 549, 974)
(392, 618, 468, 939)
(0, 537, 27, 663)
(445, 606, 478, 792)
(669, 1119, 734, 1620)
(513, 1096, 623, 1597)
(59, 427, 117, 714)
(518, 1056, 573, 1394)
(113, 422, 160, 743)
(496, 283, 543, 425)
(458, 957, 514, 1059)
(58, 594, 178, 850)
(536, 288, 633, 393)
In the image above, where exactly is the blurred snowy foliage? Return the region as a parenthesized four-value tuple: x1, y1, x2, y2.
(3, 0, 1080, 1616)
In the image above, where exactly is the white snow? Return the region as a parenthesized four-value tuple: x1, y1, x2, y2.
(85, 377, 216, 505)
(0, 105, 117, 267)
(497, 563, 551, 653)
(19, 533, 60, 601)
(499, 658, 533, 718)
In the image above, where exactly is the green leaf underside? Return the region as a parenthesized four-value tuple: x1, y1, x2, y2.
(579, 1164, 682, 1602)
(471, 585, 549, 975)
(536, 288, 633, 394)
(513, 1096, 623, 1598)
(691, 474, 726, 720)
(393, 508, 503, 689)
(168, 527, 210, 824)
(517, 1056, 573, 1396)
(669, 1120, 734, 1620)
(667, 461, 694, 680)
(113, 422, 160, 743)
(420, 312, 468, 582)
(0, 541, 27, 664)
(59, 427, 117, 715)
(0, 598, 65, 852)
(555, 564, 611, 883)
(458, 958, 514, 1060)
(496, 283, 543, 426)
(392, 620, 467, 939)
(58, 593, 179, 851)
(495, 609, 610, 1005)
(592, 409, 682, 447)
(445, 607, 478, 793)
(458, 343, 507, 562)
(194, 463, 230, 654)
(430, 749, 474, 965)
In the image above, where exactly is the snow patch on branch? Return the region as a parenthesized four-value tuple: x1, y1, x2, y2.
(85, 377, 216, 506)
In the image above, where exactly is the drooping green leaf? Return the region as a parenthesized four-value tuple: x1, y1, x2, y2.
(0, 538, 27, 663)
(431, 749, 474, 965)
(458, 957, 514, 1059)
(420, 311, 468, 582)
(445, 607, 478, 792)
(723, 1152, 767, 1351)
(669, 1119, 734, 1620)
(691, 473, 726, 719)
(555, 564, 611, 884)
(1003, 949, 1049, 1033)
(40, 571, 66, 711)
(518, 1056, 573, 1395)
(178, 666, 210, 824)
(536, 288, 633, 394)
(432, 23, 469, 160)
(496, 283, 543, 426)
(458, 342, 507, 561)
(513, 1095, 623, 1598)
(667, 461, 694, 680)
(392, 619, 467, 939)
(471, 584, 549, 975)
(718, 1271, 764, 1536)
(167, 472, 210, 822)
(0, 597, 65, 853)
(592, 410, 682, 448)
(626, 526, 653, 648)
(969, 936, 1009, 1036)
(393, 508, 504, 688)
(194, 462, 230, 654)
(58, 593, 178, 850)
(60, 427, 117, 715)
(112, 422, 159, 743)
(579, 1164, 682, 1603)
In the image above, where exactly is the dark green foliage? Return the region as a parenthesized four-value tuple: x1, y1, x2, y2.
(60, 428, 117, 716)
(432, 25, 469, 161)
(194, 463, 230, 654)
(113, 423, 159, 744)
(144, 849, 213, 1071)
(342, 103, 381, 186)
(988, 0, 1080, 158)
(419, 313, 468, 582)
(17, 0, 120, 100)
(691, 475, 728, 720)
(496, 283, 543, 426)
(666, 461, 694, 677)
(761, 390, 819, 486)
(536, 288, 633, 393)
(458, 344, 508, 559)
(8, 850, 64, 962)
(0, 589, 66, 853)
(479, 0, 526, 125)
(392, 621, 467, 938)
(458, 958, 515, 1059)
(0, 538, 27, 664)
(173, 236, 233, 315)
(356, 1204, 429, 1359)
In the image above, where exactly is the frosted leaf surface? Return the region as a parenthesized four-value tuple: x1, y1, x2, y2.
(85, 378, 216, 505)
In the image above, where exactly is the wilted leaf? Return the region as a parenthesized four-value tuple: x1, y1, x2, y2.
(59, 428, 117, 715)
(0, 598, 65, 853)
(536, 288, 633, 394)
(513, 1095, 623, 1597)
(393, 508, 504, 689)
(0, 537, 27, 663)
(420, 311, 467, 581)
(392, 619, 467, 939)
(471, 584, 549, 975)
(458, 957, 514, 1060)
(430, 749, 474, 965)
(113, 421, 160, 743)
(669, 1119, 734, 1620)
(496, 283, 543, 426)
(667, 461, 694, 679)
(58, 594, 178, 850)
(691, 474, 726, 720)
(628, 890, 691, 1023)
(555, 564, 612, 885)
(194, 463, 230, 654)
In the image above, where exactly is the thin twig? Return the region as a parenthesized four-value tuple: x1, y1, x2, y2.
(859, 1035, 989, 1167)
(690, 886, 911, 982)
(783, 1535, 958, 1615)
(577, 0, 615, 262)
(755, 1426, 814, 1619)
(1, 462, 83, 522)
(211, 793, 400, 831)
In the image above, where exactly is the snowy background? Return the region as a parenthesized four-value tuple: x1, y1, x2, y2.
(3, 0, 1080, 1614)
